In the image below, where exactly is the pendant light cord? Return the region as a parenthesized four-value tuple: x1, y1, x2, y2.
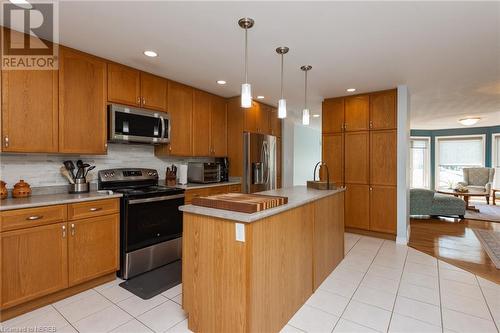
(280, 54, 284, 99)
(245, 28, 248, 84)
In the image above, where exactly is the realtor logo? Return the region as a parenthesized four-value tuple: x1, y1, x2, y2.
(1, 1, 59, 70)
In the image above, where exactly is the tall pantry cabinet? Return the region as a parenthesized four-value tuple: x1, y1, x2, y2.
(322, 89, 397, 235)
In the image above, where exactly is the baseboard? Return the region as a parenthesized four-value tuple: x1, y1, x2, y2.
(0, 273, 116, 322)
(345, 227, 396, 241)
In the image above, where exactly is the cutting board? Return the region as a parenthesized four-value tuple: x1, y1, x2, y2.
(191, 193, 288, 214)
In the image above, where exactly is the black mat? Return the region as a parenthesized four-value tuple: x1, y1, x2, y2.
(119, 260, 181, 300)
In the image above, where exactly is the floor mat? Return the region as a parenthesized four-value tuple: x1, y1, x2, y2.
(119, 260, 181, 299)
(472, 229, 500, 269)
(465, 204, 500, 222)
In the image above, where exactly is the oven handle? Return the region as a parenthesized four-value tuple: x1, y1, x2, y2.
(128, 194, 185, 205)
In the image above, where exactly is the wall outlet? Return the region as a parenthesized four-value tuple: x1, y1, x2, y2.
(235, 223, 245, 242)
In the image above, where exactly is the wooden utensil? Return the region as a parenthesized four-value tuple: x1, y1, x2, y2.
(60, 166, 75, 184)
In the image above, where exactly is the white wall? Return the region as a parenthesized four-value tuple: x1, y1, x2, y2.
(0, 143, 210, 188)
(293, 124, 322, 186)
(397, 85, 410, 244)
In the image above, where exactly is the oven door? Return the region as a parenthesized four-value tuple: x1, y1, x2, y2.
(124, 194, 184, 253)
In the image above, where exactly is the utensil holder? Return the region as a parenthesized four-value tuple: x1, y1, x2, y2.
(69, 178, 89, 194)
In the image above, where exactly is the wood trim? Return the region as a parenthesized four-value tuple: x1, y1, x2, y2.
(345, 227, 396, 240)
(0, 273, 115, 322)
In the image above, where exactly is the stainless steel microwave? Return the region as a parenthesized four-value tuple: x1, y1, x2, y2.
(187, 162, 221, 183)
(108, 104, 170, 144)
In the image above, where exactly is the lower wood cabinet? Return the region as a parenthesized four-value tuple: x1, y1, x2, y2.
(1, 222, 68, 308)
(344, 184, 370, 230)
(0, 199, 120, 313)
(184, 184, 241, 204)
(68, 214, 119, 286)
(369, 185, 397, 234)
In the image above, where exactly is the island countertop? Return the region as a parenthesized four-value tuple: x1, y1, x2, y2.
(179, 185, 345, 223)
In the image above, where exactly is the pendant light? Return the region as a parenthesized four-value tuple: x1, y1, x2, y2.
(238, 18, 254, 108)
(300, 65, 312, 125)
(276, 46, 289, 119)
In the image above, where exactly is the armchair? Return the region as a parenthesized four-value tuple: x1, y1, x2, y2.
(459, 167, 495, 204)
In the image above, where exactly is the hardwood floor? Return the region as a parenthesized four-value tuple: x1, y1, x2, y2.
(409, 217, 500, 284)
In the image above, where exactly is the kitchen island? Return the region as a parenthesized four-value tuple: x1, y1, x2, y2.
(179, 186, 345, 333)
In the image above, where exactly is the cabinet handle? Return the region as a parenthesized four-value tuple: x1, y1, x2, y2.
(344, 123, 347, 130)
(89, 207, 102, 212)
(62, 225, 66, 238)
(137, 97, 141, 104)
(26, 215, 43, 221)
(142, 97, 146, 105)
(71, 223, 75, 236)
(369, 120, 373, 129)
(169, 146, 172, 152)
(4, 136, 9, 148)
(369, 187, 373, 191)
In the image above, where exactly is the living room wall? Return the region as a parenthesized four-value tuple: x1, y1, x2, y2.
(411, 125, 500, 188)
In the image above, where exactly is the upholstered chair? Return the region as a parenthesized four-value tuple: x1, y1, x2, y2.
(459, 168, 495, 204)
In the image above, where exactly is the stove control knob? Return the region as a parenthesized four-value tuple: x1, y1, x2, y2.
(152, 172, 157, 176)
(148, 171, 153, 176)
(104, 172, 109, 178)
(110, 172, 115, 177)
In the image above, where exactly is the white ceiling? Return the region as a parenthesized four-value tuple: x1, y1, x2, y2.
(6, 1, 500, 129)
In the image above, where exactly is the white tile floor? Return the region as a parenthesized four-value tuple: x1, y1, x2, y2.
(1, 233, 499, 333)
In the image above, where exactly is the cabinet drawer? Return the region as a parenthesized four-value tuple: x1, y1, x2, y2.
(208, 186, 229, 196)
(228, 184, 241, 193)
(0, 205, 67, 232)
(185, 188, 210, 204)
(68, 199, 119, 220)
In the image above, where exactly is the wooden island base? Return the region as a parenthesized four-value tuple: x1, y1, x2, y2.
(182, 191, 344, 333)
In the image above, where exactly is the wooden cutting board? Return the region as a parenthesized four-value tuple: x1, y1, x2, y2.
(191, 193, 288, 213)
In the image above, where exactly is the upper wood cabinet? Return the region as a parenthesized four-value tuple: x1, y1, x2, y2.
(210, 94, 227, 157)
(344, 95, 369, 132)
(269, 107, 282, 137)
(256, 103, 269, 134)
(370, 130, 397, 186)
(140, 72, 168, 112)
(1, 69, 59, 153)
(193, 89, 211, 156)
(227, 98, 245, 177)
(107, 64, 167, 112)
(1, 222, 68, 308)
(59, 47, 107, 154)
(67, 214, 119, 286)
(156, 81, 193, 156)
(244, 102, 258, 133)
(322, 134, 344, 186)
(107, 63, 141, 107)
(344, 131, 369, 184)
(322, 98, 344, 134)
(370, 89, 397, 130)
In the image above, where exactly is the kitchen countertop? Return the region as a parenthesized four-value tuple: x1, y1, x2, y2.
(179, 185, 345, 223)
(0, 191, 123, 211)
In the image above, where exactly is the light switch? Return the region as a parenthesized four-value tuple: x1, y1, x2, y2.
(235, 223, 245, 242)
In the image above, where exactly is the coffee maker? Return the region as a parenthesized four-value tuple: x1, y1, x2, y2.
(216, 157, 229, 182)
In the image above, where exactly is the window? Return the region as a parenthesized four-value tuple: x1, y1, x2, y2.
(410, 137, 431, 188)
(435, 135, 485, 188)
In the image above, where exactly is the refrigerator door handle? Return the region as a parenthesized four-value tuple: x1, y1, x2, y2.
(263, 141, 270, 184)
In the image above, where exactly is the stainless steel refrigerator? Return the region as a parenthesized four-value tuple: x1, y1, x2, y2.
(243, 132, 277, 193)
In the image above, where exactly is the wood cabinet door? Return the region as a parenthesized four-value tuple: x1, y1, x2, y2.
(168, 81, 193, 156)
(370, 89, 396, 130)
(1, 69, 58, 152)
(244, 102, 258, 133)
(210, 95, 227, 157)
(256, 103, 269, 134)
(1, 222, 68, 308)
(192, 89, 211, 156)
(140, 72, 167, 112)
(344, 131, 369, 184)
(370, 185, 396, 234)
(226, 98, 245, 177)
(322, 98, 344, 134)
(59, 47, 107, 154)
(107, 63, 140, 106)
(344, 184, 370, 230)
(322, 134, 343, 185)
(344, 95, 369, 131)
(68, 214, 119, 286)
(370, 130, 397, 186)
(269, 107, 282, 137)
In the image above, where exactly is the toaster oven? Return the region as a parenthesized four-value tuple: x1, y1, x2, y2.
(187, 163, 221, 183)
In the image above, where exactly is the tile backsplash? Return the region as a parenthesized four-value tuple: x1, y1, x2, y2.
(0, 143, 212, 188)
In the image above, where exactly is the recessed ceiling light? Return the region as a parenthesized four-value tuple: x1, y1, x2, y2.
(346, 88, 356, 92)
(312, 114, 320, 118)
(216, 80, 227, 85)
(143, 50, 158, 57)
(257, 95, 265, 99)
(459, 117, 480, 126)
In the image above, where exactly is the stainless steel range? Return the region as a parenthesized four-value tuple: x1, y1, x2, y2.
(98, 168, 184, 280)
